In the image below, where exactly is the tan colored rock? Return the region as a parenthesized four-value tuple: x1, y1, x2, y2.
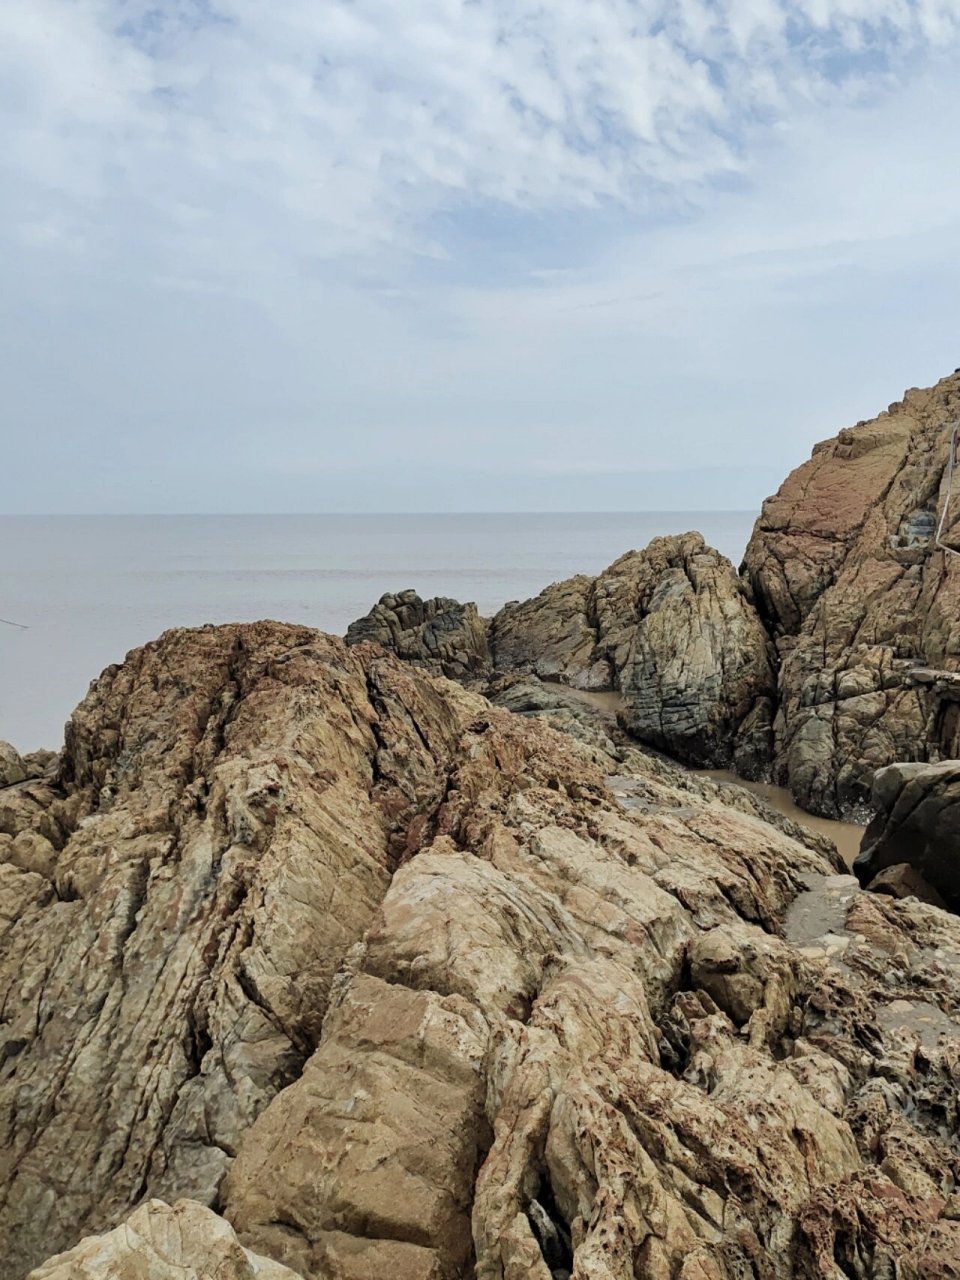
(11, 621, 960, 1280)
(492, 574, 608, 689)
(0, 740, 27, 786)
(224, 680, 960, 1279)
(865, 862, 949, 909)
(6, 829, 58, 879)
(346, 590, 490, 680)
(27, 1198, 302, 1279)
(743, 371, 960, 815)
(600, 536, 776, 774)
(0, 622, 484, 1278)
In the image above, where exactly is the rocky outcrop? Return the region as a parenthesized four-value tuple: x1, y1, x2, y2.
(7, 622, 960, 1279)
(488, 534, 776, 772)
(27, 1199, 302, 1280)
(743, 371, 960, 816)
(854, 759, 960, 908)
(0, 744, 57, 787)
(346, 590, 490, 679)
(0, 622, 482, 1278)
(491, 574, 607, 689)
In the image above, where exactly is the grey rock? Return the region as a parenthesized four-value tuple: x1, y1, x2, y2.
(854, 760, 960, 908)
(346, 589, 490, 679)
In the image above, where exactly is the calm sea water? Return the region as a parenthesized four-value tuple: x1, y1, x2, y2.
(0, 512, 756, 750)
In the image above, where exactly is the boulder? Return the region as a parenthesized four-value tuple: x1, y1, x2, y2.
(490, 534, 776, 772)
(22, 748, 58, 779)
(346, 589, 490, 679)
(491, 574, 608, 689)
(27, 1199, 302, 1280)
(743, 371, 960, 816)
(0, 740, 27, 787)
(0, 622, 482, 1278)
(601, 536, 776, 773)
(854, 760, 960, 908)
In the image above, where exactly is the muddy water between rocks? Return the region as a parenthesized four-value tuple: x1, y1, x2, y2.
(551, 687, 866, 865)
(699, 771, 866, 866)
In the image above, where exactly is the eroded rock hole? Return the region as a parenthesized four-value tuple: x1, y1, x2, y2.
(527, 1176, 573, 1279)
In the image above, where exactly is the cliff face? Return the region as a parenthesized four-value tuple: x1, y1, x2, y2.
(6, 623, 960, 1279)
(743, 372, 960, 815)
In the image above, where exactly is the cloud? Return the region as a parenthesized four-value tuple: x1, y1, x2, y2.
(1, 0, 959, 511)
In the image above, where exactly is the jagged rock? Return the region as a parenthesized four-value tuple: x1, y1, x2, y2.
(10, 622, 960, 1280)
(0, 740, 27, 786)
(743, 371, 960, 816)
(491, 575, 609, 689)
(854, 760, 960, 908)
(489, 534, 775, 772)
(27, 1198, 302, 1279)
(346, 589, 490, 679)
(601, 537, 776, 773)
(0, 622, 482, 1278)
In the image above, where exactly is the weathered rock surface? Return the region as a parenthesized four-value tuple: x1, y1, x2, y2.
(855, 759, 960, 908)
(488, 534, 776, 773)
(743, 371, 960, 815)
(0, 740, 28, 786)
(27, 1199, 302, 1279)
(8, 622, 960, 1280)
(346, 590, 490, 679)
(0, 622, 482, 1278)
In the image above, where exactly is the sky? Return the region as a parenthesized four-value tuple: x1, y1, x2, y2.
(2, 0, 960, 513)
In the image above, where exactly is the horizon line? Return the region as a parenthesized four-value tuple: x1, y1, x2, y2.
(0, 508, 761, 518)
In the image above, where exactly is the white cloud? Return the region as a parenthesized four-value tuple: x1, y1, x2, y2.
(1, 0, 959, 511)
(4, 0, 958, 260)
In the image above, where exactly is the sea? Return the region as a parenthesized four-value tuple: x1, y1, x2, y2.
(0, 512, 757, 751)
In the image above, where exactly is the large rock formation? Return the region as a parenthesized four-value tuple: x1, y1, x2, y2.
(355, 535, 777, 773)
(743, 371, 960, 816)
(854, 759, 960, 908)
(0, 622, 481, 1278)
(346, 590, 490, 679)
(491, 538, 776, 777)
(0, 741, 28, 787)
(6, 622, 960, 1279)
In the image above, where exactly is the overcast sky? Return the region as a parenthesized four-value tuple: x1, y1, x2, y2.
(2, 0, 959, 513)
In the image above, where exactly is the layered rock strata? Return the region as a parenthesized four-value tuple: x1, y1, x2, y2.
(4, 622, 960, 1279)
(346, 591, 490, 680)
(743, 371, 960, 815)
(0, 622, 481, 1277)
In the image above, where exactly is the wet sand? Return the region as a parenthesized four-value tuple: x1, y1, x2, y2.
(698, 770, 865, 866)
